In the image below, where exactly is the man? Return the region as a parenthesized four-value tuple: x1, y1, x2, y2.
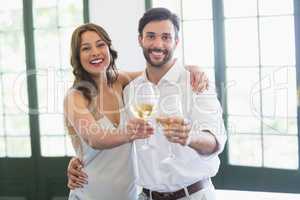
(122, 7, 226, 200)
(68, 8, 226, 200)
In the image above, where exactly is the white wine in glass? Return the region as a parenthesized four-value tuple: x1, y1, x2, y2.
(131, 103, 155, 120)
(131, 82, 159, 150)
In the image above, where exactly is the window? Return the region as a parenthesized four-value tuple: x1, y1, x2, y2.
(1, 1, 88, 198)
(151, 0, 300, 193)
(32, 0, 85, 157)
(0, 0, 31, 158)
(0, 0, 87, 158)
(224, 0, 297, 170)
(152, 0, 215, 80)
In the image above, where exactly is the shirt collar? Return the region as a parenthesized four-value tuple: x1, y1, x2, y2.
(141, 60, 183, 85)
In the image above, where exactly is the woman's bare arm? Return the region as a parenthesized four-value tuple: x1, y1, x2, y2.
(118, 71, 143, 88)
(64, 89, 152, 150)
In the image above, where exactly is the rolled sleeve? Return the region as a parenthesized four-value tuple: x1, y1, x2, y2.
(188, 84, 227, 157)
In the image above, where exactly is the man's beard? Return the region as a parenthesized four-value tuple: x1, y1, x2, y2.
(142, 47, 174, 68)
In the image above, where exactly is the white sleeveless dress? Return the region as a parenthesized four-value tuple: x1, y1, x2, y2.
(68, 110, 138, 200)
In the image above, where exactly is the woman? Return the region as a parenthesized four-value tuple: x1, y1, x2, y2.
(64, 23, 208, 200)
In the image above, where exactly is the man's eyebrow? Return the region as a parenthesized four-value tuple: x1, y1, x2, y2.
(145, 32, 172, 36)
(145, 32, 156, 35)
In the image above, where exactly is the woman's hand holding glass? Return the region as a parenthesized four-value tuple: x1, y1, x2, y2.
(125, 118, 154, 142)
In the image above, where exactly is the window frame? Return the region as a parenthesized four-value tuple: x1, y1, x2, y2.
(0, 0, 89, 199)
(24, 0, 89, 159)
(149, 0, 300, 193)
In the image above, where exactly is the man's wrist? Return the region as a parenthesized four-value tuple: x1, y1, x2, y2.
(188, 130, 219, 155)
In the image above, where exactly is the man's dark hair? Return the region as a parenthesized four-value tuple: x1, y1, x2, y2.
(138, 7, 180, 39)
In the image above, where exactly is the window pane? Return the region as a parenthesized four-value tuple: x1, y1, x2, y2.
(58, 0, 83, 27)
(0, 116, 4, 136)
(224, 0, 257, 18)
(260, 16, 295, 66)
(261, 67, 297, 118)
(0, 137, 5, 157)
(226, 68, 260, 116)
(59, 28, 74, 68)
(152, 0, 181, 15)
(33, 0, 57, 29)
(56, 70, 73, 113)
(263, 117, 297, 135)
(60, 69, 73, 87)
(5, 115, 30, 136)
(35, 29, 60, 69)
(34, 0, 84, 157)
(0, 0, 22, 10)
(2, 73, 29, 114)
(259, 0, 294, 16)
(225, 18, 259, 67)
(0, 0, 23, 30)
(41, 136, 66, 157)
(264, 135, 298, 169)
(6, 136, 31, 157)
(36, 68, 72, 113)
(183, 20, 214, 67)
(36, 69, 49, 113)
(36, 68, 59, 113)
(33, 0, 57, 8)
(182, 0, 212, 20)
(33, 7, 57, 29)
(0, 2, 31, 158)
(39, 114, 65, 136)
(228, 116, 260, 134)
(0, 31, 26, 72)
(0, 82, 3, 115)
(228, 134, 262, 167)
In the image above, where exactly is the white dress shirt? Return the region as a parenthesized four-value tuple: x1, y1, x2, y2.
(123, 62, 227, 192)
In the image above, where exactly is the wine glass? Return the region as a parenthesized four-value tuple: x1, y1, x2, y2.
(130, 82, 159, 150)
(157, 94, 183, 163)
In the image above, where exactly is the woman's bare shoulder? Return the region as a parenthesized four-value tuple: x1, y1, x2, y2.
(64, 88, 89, 108)
(117, 70, 142, 88)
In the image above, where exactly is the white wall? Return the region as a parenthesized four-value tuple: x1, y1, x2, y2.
(89, 0, 146, 71)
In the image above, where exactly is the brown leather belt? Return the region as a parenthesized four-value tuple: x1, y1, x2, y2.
(142, 180, 205, 200)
